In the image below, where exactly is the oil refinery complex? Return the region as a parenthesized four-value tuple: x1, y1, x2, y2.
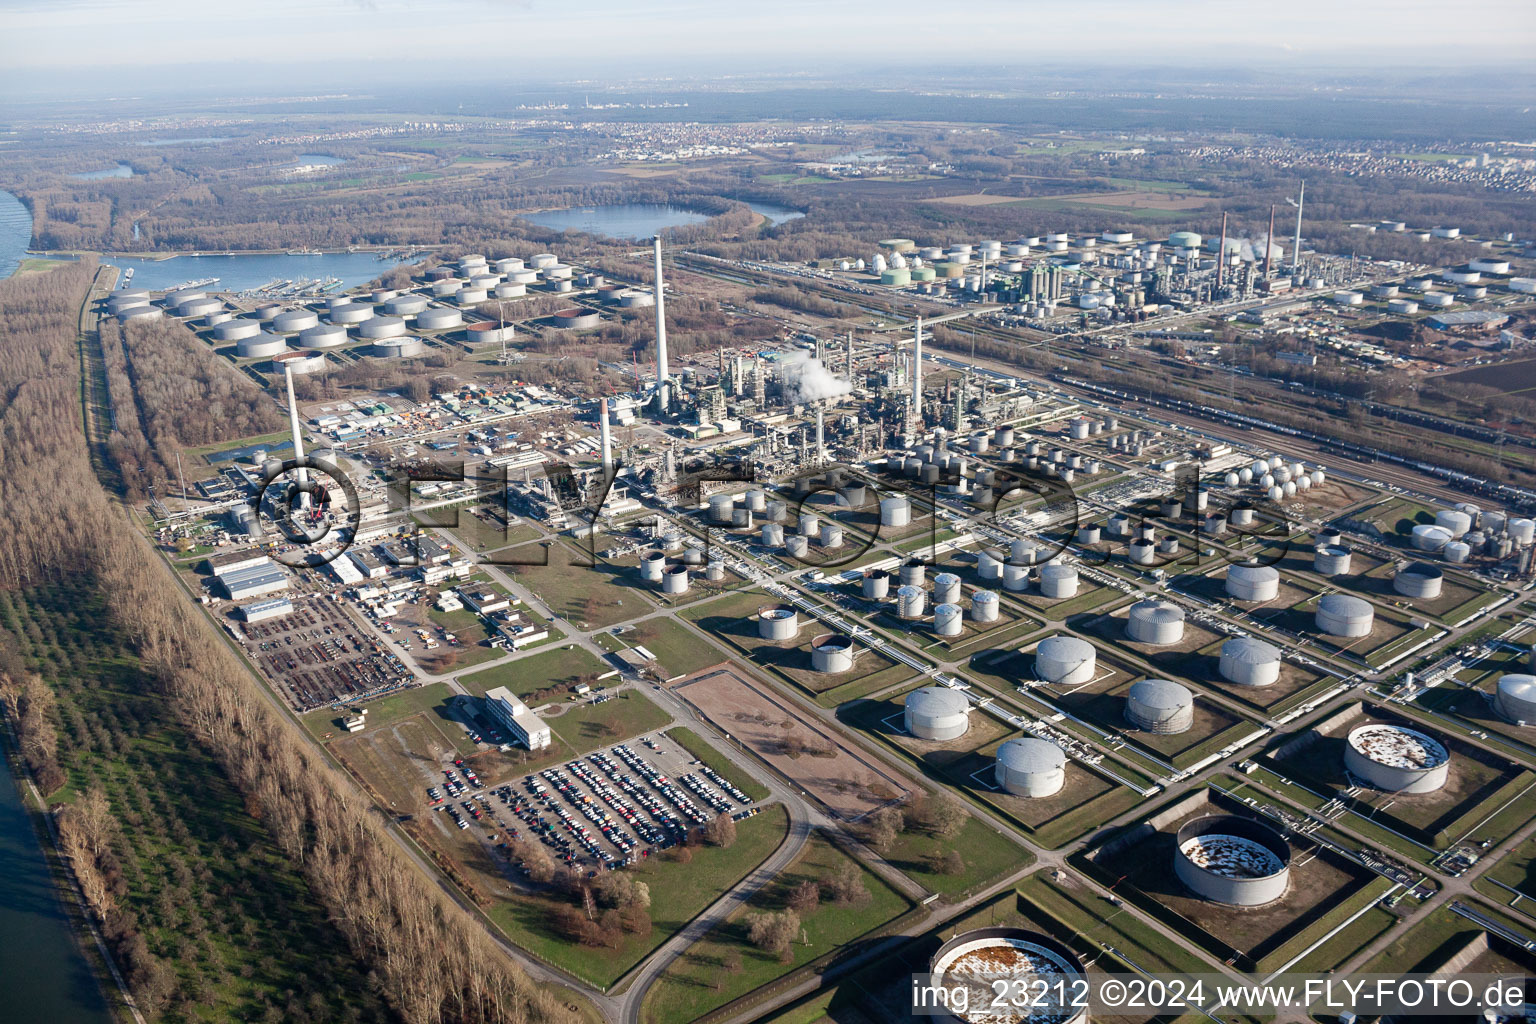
(127, 202, 1536, 1024)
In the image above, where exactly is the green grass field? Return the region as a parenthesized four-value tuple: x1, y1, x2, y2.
(459, 645, 609, 698)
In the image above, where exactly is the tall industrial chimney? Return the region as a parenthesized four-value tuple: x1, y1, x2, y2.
(599, 398, 613, 474)
(1292, 180, 1305, 274)
(279, 356, 310, 510)
(1264, 204, 1276, 280)
(652, 235, 670, 413)
(815, 406, 825, 462)
(1217, 211, 1228, 290)
(911, 316, 924, 428)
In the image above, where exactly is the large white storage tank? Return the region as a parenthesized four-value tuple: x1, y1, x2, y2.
(994, 737, 1066, 797)
(1494, 675, 1536, 725)
(1434, 509, 1472, 537)
(879, 496, 911, 528)
(1316, 594, 1374, 637)
(934, 603, 964, 637)
(932, 572, 962, 607)
(1343, 724, 1448, 793)
(1036, 636, 1096, 686)
(1174, 815, 1291, 906)
(757, 605, 799, 641)
(1125, 679, 1194, 734)
(1393, 562, 1444, 599)
(904, 686, 970, 741)
(1313, 545, 1353, 576)
(1126, 599, 1185, 645)
(1038, 563, 1079, 599)
(810, 633, 856, 673)
(1226, 564, 1280, 602)
(1219, 637, 1281, 687)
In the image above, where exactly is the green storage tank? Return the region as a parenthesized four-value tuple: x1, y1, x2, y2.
(935, 262, 965, 279)
(910, 266, 936, 282)
(880, 268, 912, 287)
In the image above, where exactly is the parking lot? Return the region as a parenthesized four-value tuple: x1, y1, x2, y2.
(424, 732, 758, 871)
(236, 598, 412, 712)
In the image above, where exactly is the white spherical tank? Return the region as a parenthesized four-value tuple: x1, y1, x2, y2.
(905, 686, 970, 741)
(1344, 724, 1448, 793)
(1316, 594, 1374, 637)
(757, 605, 799, 641)
(994, 737, 1066, 797)
(1126, 679, 1195, 734)
(1226, 564, 1280, 602)
(1036, 636, 1096, 686)
(1174, 815, 1291, 906)
(1495, 675, 1536, 725)
(1219, 637, 1282, 687)
(1126, 599, 1185, 645)
(811, 633, 856, 673)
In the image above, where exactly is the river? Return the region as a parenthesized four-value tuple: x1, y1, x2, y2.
(0, 190, 33, 280)
(100, 250, 414, 293)
(521, 200, 803, 239)
(0, 740, 114, 1024)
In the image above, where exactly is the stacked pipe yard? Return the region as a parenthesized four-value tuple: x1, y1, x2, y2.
(757, 605, 799, 641)
(1495, 674, 1536, 726)
(1315, 593, 1374, 637)
(1344, 723, 1449, 793)
(1125, 678, 1195, 734)
(1126, 599, 1185, 645)
(1226, 563, 1280, 602)
(1219, 637, 1282, 687)
(994, 737, 1067, 797)
(811, 632, 856, 673)
(1174, 815, 1291, 906)
(1393, 562, 1444, 599)
(1035, 636, 1096, 686)
(904, 686, 970, 741)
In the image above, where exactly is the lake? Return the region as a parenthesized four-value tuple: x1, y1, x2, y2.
(520, 200, 803, 239)
(103, 250, 414, 293)
(0, 190, 33, 280)
(70, 163, 134, 181)
(0, 741, 114, 1024)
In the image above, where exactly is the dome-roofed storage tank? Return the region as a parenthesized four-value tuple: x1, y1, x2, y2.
(236, 332, 288, 359)
(1038, 563, 1079, 599)
(1435, 509, 1472, 537)
(971, 590, 999, 622)
(415, 307, 464, 331)
(1411, 524, 1453, 551)
(1495, 674, 1536, 726)
(995, 737, 1066, 797)
(785, 534, 809, 558)
(1344, 724, 1448, 793)
(1226, 564, 1280, 602)
(383, 294, 429, 316)
(1174, 814, 1291, 906)
(757, 605, 799, 641)
(1003, 562, 1029, 592)
(1126, 679, 1195, 734)
(976, 548, 1003, 581)
(932, 572, 961, 607)
(896, 585, 926, 619)
(297, 323, 349, 349)
(708, 493, 735, 524)
(811, 633, 855, 673)
(1036, 636, 1096, 686)
(271, 309, 320, 334)
(1126, 599, 1185, 645)
(356, 315, 408, 339)
(1314, 545, 1353, 576)
(1219, 637, 1282, 687)
(211, 319, 263, 342)
(327, 301, 375, 324)
(1393, 562, 1444, 599)
(934, 603, 964, 637)
(760, 523, 784, 547)
(904, 686, 970, 741)
(1316, 593, 1374, 637)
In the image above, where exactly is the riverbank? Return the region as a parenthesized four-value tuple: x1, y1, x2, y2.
(28, 245, 447, 259)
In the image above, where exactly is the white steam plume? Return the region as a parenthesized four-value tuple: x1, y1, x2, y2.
(779, 351, 851, 405)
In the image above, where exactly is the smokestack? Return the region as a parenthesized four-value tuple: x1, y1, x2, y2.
(652, 235, 669, 413)
(1292, 180, 1305, 274)
(911, 316, 924, 428)
(599, 398, 613, 473)
(815, 406, 825, 462)
(1217, 211, 1228, 290)
(280, 358, 310, 510)
(845, 331, 854, 381)
(1264, 204, 1276, 280)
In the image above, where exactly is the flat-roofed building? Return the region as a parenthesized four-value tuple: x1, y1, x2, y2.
(205, 550, 271, 578)
(238, 596, 293, 622)
(483, 686, 551, 750)
(459, 586, 513, 615)
(220, 563, 290, 600)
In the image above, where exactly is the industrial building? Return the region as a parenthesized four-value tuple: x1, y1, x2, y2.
(1174, 814, 1291, 906)
(1125, 678, 1195, 734)
(218, 562, 290, 600)
(903, 686, 970, 741)
(483, 686, 551, 751)
(237, 596, 294, 623)
(1343, 723, 1449, 793)
(994, 736, 1066, 797)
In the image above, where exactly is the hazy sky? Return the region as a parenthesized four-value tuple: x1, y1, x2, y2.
(3, 0, 1533, 75)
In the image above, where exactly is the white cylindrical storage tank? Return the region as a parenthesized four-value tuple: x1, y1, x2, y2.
(1411, 524, 1453, 552)
(456, 287, 488, 305)
(528, 253, 558, 269)
(356, 315, 407, 339)
(639, 550, 666, 582)
(236, 333, 288, 359)
(765, 500, 788, 523)
(1219, 637, 1282, 687)
(1231, 507, 1255, 526)
(1126, 599, 1185, 645)
(757, 605, 799, 641)
(1344, 724, 1448, 793)
(271, 309, 319, 333)
(905, 686, 970, 741)
(934, 603, 964, 637)
(896, 585, 926, 619)
(1076, 524, 1101, 545)
(1038, 563, 1078, 599)
(175, 296, 223, 318)
(1313, 545, 1353, 576)
(861, 570, 892, 599)
(819, 524, 844, 549)
(900, 559, 926, 587)
(976, 548, 1003, 581)
(211, 319, 262, 342)
(1444, 541, 1470, 563)
(1510, 519, 1536, 546)
(994, 738, 1066, 798)
(1002, 562, 1029, 592)
(1036, 636, 1096, 686)
(416, 307, 463, 331)
(760, 523, 784, 548)
(1393, 562, 1444, 599)
(798, 512, 820, 537)
(785, 534, 809, 558)
(372, 336, 425, 359)
(297, 323, 349, 349)
(661, 565, 690, 595)
(744, 489, 767, 513)
(1128, 540, 1156, 565)
(811, 633, 855, 673)
(383, 294, 428, 316)
(431, 279, 463, 297)
(708, 493, 734, 524)
(1126, 679, 1194, 734)
(1316, 593, 1373, 637)
(1495, 675, 1536, 725)
(1434, 509, 1472, 537)
(932, 572, 962, 607)
(971, 590, 999, 622)
(1226, 564, 1280, 602)
(204, 311, 232, 327)
(328, 301, 375, 324)
(1174, 815, 1291, 906)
